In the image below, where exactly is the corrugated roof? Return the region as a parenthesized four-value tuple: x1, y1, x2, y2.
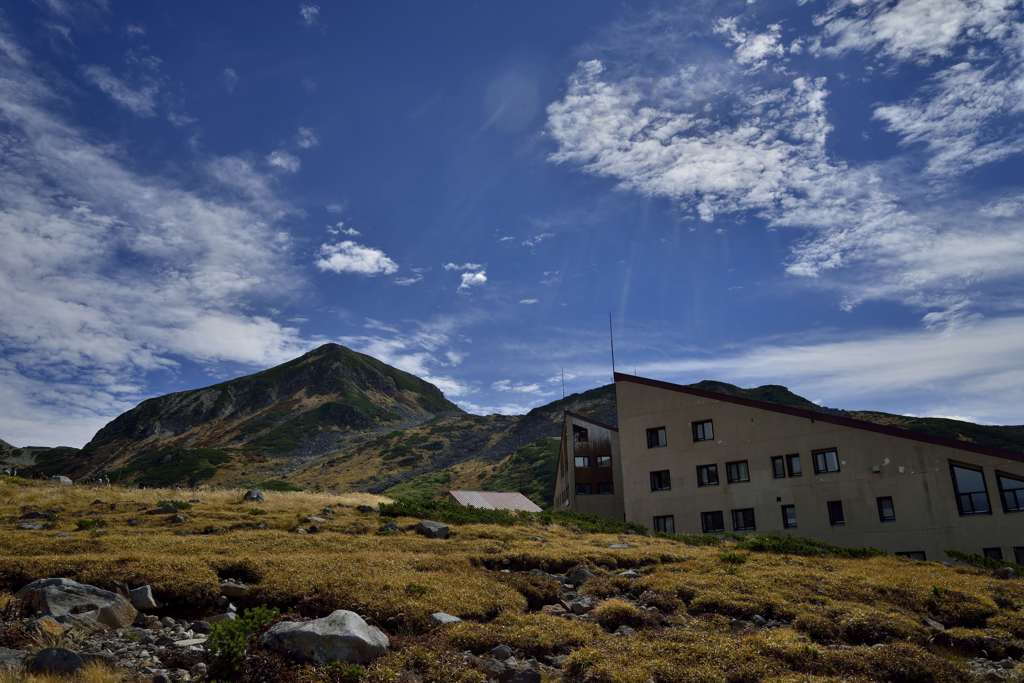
(448, 490, 542, 512)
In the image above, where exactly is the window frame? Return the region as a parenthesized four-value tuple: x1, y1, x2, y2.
(812, 448, 841, 474)
(983, 547, 1004, 561)
(574, 455, 590, 469)
(876, 496, 896, 523)
(696, 463, 719, 487)
(996, 471, 1024, 513)
(575, 482, 592, 495)
(649, 469, 672, 492)
(692, 419, 714, 442)
(731, 507, 756, 532)
(786, 453, 802, 477)
(653, 514, 675, 534)
(771, 455, 786, 479)
(827, 499, 845, 526)
(950, 462, 992, 516)
(646, 426, 668, 449)
(781, 504, 797, 529)
(572, 425, 589, 444)
(596, 455, 612, 468)
(701, 510, 725, 533)
(726, 460, 750, 484)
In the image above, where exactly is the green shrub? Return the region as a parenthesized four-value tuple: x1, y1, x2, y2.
(947, 549, 1024, 575)
(258, 480, 304, 492)
(498, 573, 560, 610)
(75, 518, 107, 531)
(207, 605, 280, 679)
(737, 534, 882, 558)
(156, 499, 192, 510)
(592, 599, 645, 631)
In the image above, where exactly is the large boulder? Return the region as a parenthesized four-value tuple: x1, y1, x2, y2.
(243, 489, 264, 502)
(414, 520, 449, 539)
(50, 476, 72, 486)
(27, 648, 83, 675)
(260, 610, 388, 664)
(0, 647, 28, 671)
(16, 578, 137, 630)
(130, 585, 159, 611)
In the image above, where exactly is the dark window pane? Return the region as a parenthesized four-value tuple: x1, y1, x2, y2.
(573, 425, 589, 444)
(772, 456, 786, 479)
(650, 470, 671, 492)
(998, 473, 1024, 512)
(951, 464, 991, 515)
(597, 481, 614, 494)
(596, 455, 612, 468)
(697, 464, 719, 487)
(701, 510, 725, 533)
(828, 500, 845, 526)
(781, 505, 797, 529)
(786, 454, 802, 477)
(814, 449, 840, 473)
(731, 508, 756, 531)
(1015, 547, 1024, 565)
(575, 483, 592, 495)
(983, 547, 1004, 561)
(692, 420, 714, 442)
(653, 515, 675, 533)
(726, 460, 749, 483)
(647, 427, 667, 449)
(877, 496, 896, 522)
(574, 456, 589, 468)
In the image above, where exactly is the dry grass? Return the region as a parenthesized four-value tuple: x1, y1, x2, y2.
(1, 477, 1021, 681)
(0, 663, 125, 683)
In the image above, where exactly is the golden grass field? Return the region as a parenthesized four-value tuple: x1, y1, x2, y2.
(2, 475, 1023, 682)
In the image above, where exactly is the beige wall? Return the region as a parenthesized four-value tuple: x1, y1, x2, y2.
(615, 379, 1024, 561)
(553, 414, 624, 521)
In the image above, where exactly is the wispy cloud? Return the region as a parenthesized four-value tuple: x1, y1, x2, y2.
(315, 241, 398, 276)
(296, 126, 319, 149)
(266, 149, 300, 173)
(299, 3, 320, 27)
(222, 67, 238, 93)
(82, 65, 158, 116)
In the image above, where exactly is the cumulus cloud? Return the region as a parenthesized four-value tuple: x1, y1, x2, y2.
(82, 65, 158, 116)
(296, 126, 319, 149)
(458, 271, 487, 291)
(444, 262, 484, 271)
(0, 21, 309, 446)
(266, 149, 300, 173)
(713, 17, 785, 70)
(299, 3, 320, 26)
(315, 241, 398, 276)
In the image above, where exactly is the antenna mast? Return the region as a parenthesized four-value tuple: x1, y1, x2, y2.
(560, 367, 566, 399)
(608, 312, 617, 381)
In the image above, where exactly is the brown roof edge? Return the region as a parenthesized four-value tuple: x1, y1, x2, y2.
(564, 409, 619, 432)
(614, 372, 1024, 464)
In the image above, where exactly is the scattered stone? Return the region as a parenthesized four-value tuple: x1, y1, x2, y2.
(502, 669, 541, 683)
(295, 527, 308, 534)
(564, 596, 596, 615)
(243, 489, 264, 502)
(173, 638, 207, 648)
(608, 543, 633, 549)
(304, 515, 328, 524)
(995, 566, 1017, 580)
(190, 662, 208, 679)
(377, 521, 399, 534)
(356, 505, 375, 513)
(20, 509, 57, 520)
(615, 625, 636, 636)
(618, 569, 641, 579)
(190, 621, 211, 634)
(146, 504, 178, 515)
(17, 578, 138, 630)
(151, 671, 171, 683)
(130, 585, 159, 611)
(208, 612, 237, 624)
(541, 604, 567, 616)
(545, 654, 568, 668)
(260, 609, 389, 664)
(490, 644, 514, 660)
(430, 612, 462, 625)
(170, 513, 188, 524)
(219, 580, 250, 599)
(0, 647, 28, 671)
(27, 648, 83, 675)
(16, 521, 45, 530)
(752, 614, 768, 627)
(565, 565, 596, 587)
(924, 617, 946, 632)
(50, 475, 73, 486)
(414, 520, 449, 539)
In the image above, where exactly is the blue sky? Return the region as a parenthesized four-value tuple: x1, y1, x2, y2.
(2, 1, 1023, 447)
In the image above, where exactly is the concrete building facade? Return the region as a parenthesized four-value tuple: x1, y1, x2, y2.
(557, 373, 1024, 562)
(553, 411, 624, 521)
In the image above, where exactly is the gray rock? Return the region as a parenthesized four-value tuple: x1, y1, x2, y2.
(377, 521, 399, 534)
(16, 521, 45, 530)
(208, 612, 236, 624)
(0, 647, 28, 671)
(260, 609, 388, 664)
(501, 669, 541, 683)
(356, 505, 375, 513)
(16, 578, 137, 630)
(995, 566, 1017, 580)
(923, 617, 946, 632)
(751, 614, 768, 627)
(490, 644, 514, 660)
(614, 625, 636, 636)
(430, 612, 462, 625)
(130, 585, 159, 611)
(618, 569, 641, 579)
(146, 504, 178, 515)
(304, 515, 328, 524)
(173, 638, 207, 647)
(243, 489, 264, 502)
(50, 475, 72, 486)
(171, 513, 188, 524)
(27, 648, 83, 675)
(565, 565, 596, 587)
(219, 580, 250, 599)
(415, 520, 449, 539)
(608, 543, 633, 549)
(191, 662, 208, 679)
(190, 620, 211, 634)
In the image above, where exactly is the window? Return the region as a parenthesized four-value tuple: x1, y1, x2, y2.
(574, 455, 590, 468)
(771, 456, 786, 479)
(896, 551, 927, 561)
(692, 420, 714, 442)
(813, 449, 840, 474)
(646, 427, 667, 449)
(877, 496, 896, 523)
(650, 470, 671, 492)
(575, 483, 592, 495)
(1015, 547, 1024, 565)
(781, 504, 797, 529)
(596, 455, 612, 468)
(827, 500, 845, 526)
(786, 453, 802, 477)
(696, 464, 719, 487)
(653, 515, 675, 533)
(573, 425, 589, 444)
(731, 508, 756, 531)
(597, 481, 614, 495)
(726, 460, 750, 483)
(701, 510, 725, 533)
(950, 463, 991, 515)
(983, 547, 1004, 561)
(997, 472, 1024, 513)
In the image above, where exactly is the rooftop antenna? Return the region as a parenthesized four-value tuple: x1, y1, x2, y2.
(560, 367, 566, 400)
(608, 312, 617, 381)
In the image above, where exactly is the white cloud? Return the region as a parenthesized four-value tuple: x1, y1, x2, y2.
(492, 379, 543, 394)
(299, 3, 320, 26)
(458, 271, 487, 291)
(82, 65, 158, 116)
(521, 232, 554, 247)
(444, 262, 484, 271)
(315, 241, 399, 276)
(222, 67, 238, 93)
(713, 17, 785, 70)
(327, 221, 360, 236)
(266, 149, 300, 173)
(0, 22, 310, 446)
(326, 202, 345, 214)
(519, 298, 539, 305)
(394, 274, 424, 286)
(296, 126, 319, 149)
(125, 24, 145, 37)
